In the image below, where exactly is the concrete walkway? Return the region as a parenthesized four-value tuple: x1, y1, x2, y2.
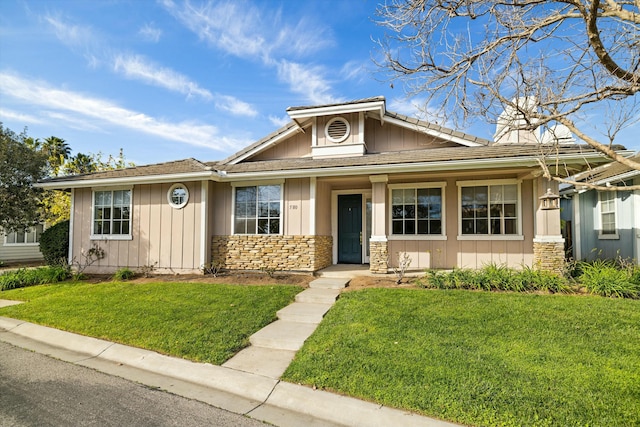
(0, 275, 459, 427)
(223, 277, 349, 379)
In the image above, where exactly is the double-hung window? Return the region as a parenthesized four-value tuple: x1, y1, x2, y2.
(4, 224, 44, 245)
(92, 189, 132, 239)
(598, 191, 617, 238)
(459, 180, 520, 237)
(234, 184, 282, 234)
(390, 183, 445, 237)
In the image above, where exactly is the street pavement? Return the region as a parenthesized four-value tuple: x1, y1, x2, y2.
(0, 341, 267, 427)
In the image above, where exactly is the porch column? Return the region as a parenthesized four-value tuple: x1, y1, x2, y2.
(533, 178, 565, 273)
(369, 175, 388, 274)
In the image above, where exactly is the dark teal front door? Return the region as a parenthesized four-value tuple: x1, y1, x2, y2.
(338, 194, 362, 264)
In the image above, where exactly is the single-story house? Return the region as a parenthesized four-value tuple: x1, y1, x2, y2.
(561, 155, 640, 263)
(0, 225, 45, 264)
(38, 97, 627, 275)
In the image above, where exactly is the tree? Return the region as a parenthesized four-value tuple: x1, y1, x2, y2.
(375, 0, 640, 189)
(0, 124, 47, 232)
(41, 136, 71, 176)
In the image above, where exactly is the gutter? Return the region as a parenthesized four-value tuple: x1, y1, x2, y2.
(36, 171, 217, 189)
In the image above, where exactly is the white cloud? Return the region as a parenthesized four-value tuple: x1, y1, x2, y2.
(44, 14, 96, 48)
(341, 60, 368, 82)
(113, 53, 213, 101)
(215, 95, 258, 117)
(0, 108, 45, 125)
(139, 23, 162, 42)
(0, 72, 244, 151)
(276, 60, 340, 105)
(268, 115, 290, 128)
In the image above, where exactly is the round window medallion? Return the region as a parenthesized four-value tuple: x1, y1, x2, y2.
(325, 117, 350, 143)
(167, 183, 189, 209)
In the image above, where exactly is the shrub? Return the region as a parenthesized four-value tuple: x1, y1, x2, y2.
(113, 268, 135, 281)
(39, 220, 70, 266)
(0, 266, 70, 291)
(579, 260, 639, 298)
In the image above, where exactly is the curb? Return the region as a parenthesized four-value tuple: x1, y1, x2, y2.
(0, 315, 459, 427)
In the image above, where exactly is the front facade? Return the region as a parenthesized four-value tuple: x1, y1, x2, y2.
(40, 97, 623, 275)
(561, 156, 640, 263)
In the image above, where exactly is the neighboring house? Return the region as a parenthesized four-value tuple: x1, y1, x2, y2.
(0, 225, 44, 264)
(38, 97, 627, 275)
(561, 155, 640, 263)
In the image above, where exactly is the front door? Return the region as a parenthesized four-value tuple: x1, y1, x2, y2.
(338, 194, 362, 264)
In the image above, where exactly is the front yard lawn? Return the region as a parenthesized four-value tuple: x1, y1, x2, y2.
(283, 289, 640, 427)
(0, 281, 302, 364)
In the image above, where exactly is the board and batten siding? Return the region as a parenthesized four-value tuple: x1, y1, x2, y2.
(72, 182, 203, 274)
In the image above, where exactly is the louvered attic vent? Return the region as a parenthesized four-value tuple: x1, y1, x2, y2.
(325, 117, 350, 143)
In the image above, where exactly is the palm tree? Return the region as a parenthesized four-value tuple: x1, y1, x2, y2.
(42, 136, 71, 176)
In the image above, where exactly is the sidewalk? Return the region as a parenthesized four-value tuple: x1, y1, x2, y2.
(0, 299, 458, 427)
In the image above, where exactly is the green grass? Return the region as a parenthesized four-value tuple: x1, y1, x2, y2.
(0, 281, 301, 364)
(283, 289, 640, 427)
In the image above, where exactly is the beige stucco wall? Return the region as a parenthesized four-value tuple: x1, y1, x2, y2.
(72, 182, 203, 274)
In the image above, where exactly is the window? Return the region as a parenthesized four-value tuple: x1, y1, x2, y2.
(234, 185, 281, 234)
(460, 182, 519, 236)
(390, 185, 443, 235)
(598, 191, 617, 238)
(167, 183, 189, 209)
(93, 189, 131, 238)
(4, 224, 44, 245)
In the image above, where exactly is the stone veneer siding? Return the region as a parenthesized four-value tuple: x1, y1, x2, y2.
(369, 240, 389, 274)
(212, 235, 332, 272)
(533, 239, 565, 274)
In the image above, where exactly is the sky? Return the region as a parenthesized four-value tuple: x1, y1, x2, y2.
(1, 0, 638, 167)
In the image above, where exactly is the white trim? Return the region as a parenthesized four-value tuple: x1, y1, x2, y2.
(458, 235, 525, 241)
(324, 117, 351, 143)
(311, 117, 317, 147)
(37, 171, 215, 189)
(200, 180, 209, 269)
(574, 192, 581, 260)
(533, 235, 564, 243)
(312, 144, 365, 158)
(388, 182, 447, 238)
(69, 188, 75, 265)
(167, 183, 189, 209)
(90, 188, 133, 240)
(597, 190, 619, 240)
(358, 112, 365, 144)
(457, 179, 523, 238)
(2, 243, 40, 247)
(228, 124, 306, 165)
(309, 177, 316, 235)
(287, 99, 385, 120)
(370, 235, 388, 242)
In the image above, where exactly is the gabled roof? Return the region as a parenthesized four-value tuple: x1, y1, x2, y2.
(221, 96, 491, 165)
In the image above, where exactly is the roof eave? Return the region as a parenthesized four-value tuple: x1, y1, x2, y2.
(36, 171, 216, 189)
(287, 99, 386, 120)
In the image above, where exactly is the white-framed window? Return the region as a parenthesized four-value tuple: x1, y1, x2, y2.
(233, 184, 282, 235)
(92, 188, 132, 240)
(167, 183, 189, 209)
(389, 182, 446, 238)
(458, 180, 522, 239)
(4, 224, 44, 245)
(598, 191, 618, 239)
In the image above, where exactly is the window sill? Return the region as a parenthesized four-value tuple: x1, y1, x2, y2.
(2, 243, 40, 246)
(457, 235, 524, 241)
(598, 234, 619, 240)
(388, 235, 447, 241)
(90, 235, 133, 241)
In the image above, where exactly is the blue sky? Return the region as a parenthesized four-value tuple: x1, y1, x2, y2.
(1, 0, 637, 167)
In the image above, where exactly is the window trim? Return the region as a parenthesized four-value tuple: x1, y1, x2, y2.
(387, 182, 447, 240)
(90, 187, 133, 241)
(457, 179, 523, 240)
(597, 190, 619, 240)
(231, 180, 284, 235)
(3, 224, 44, 246)
(167, 183, 189, 209)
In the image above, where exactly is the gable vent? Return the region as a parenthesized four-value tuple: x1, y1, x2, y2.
(325, 117, 351, 143)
